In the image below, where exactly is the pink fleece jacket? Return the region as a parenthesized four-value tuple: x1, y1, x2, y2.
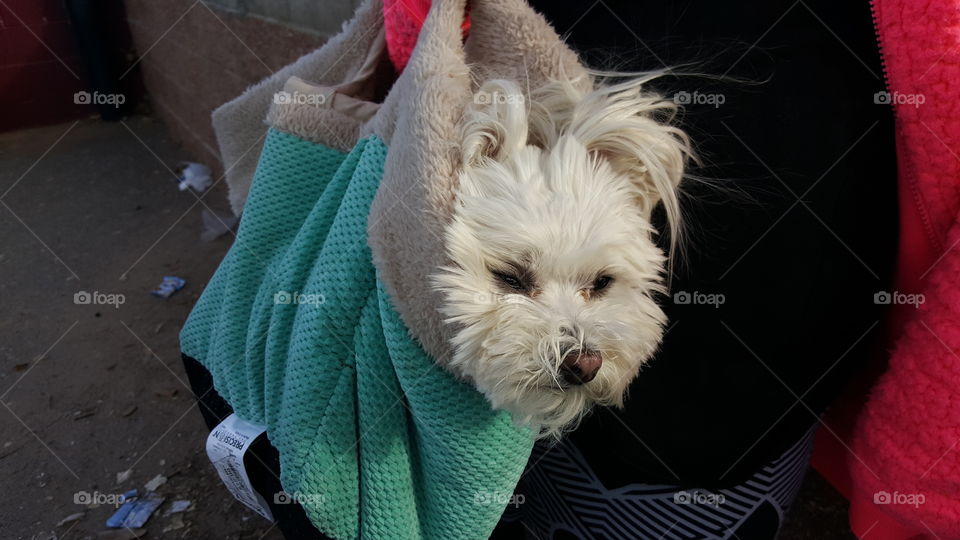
(383, 0, 427, 72)
(383, 0, 468, 72)
(842, 0, 960, 537)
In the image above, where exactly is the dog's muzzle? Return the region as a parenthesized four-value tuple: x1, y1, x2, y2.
(560, 350, 602, 385)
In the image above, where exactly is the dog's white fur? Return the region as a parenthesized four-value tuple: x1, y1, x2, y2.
(433, 76, 692, 438)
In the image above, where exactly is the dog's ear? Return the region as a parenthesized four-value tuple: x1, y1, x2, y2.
(563, 78, 692, 255)
(568, 80, 690, 219)
(461, 80, 529, 167)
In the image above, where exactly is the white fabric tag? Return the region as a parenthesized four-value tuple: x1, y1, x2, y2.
(206, 414, 274, 521)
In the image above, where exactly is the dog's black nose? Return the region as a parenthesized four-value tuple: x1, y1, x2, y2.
(560, 350, 602, 385)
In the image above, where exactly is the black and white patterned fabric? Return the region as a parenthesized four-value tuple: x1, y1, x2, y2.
(504, 425, 817, 539)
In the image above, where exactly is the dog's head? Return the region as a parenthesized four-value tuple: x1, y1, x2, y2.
(434, 78, 691, 437)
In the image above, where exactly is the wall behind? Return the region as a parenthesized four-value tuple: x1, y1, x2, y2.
(123, 0, 356, 172)
(204, 0, 361, 37)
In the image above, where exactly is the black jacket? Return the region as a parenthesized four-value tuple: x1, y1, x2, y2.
(527, 0, 898, 487)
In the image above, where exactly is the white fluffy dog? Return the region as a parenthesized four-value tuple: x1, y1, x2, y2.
(433, 75, 692, 438)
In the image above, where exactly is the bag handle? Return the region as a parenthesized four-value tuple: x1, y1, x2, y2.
(365, 0, 588, 145)
(464, 0, 588, 91)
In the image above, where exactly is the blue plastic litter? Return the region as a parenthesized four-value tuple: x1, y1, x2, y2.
(151, 276, 185, 298)
(106, 492, 165, 528)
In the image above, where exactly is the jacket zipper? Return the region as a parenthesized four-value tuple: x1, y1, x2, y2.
(869, 0, 892, 96)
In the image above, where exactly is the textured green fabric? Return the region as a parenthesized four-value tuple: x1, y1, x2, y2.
(180, 129, 535, 539)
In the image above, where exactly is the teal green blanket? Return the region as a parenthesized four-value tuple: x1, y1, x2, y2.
(180, 130, 535, 539)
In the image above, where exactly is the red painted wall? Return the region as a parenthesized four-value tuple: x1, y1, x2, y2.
(0, 0, 92, 132)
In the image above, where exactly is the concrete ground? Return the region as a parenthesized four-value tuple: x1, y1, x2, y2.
(0, 118, 854, 539)
(0, 117, 283, 539)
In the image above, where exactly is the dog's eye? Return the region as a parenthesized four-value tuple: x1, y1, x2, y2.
(593, 275, 613, 291)
(493, 271, 524, 291)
